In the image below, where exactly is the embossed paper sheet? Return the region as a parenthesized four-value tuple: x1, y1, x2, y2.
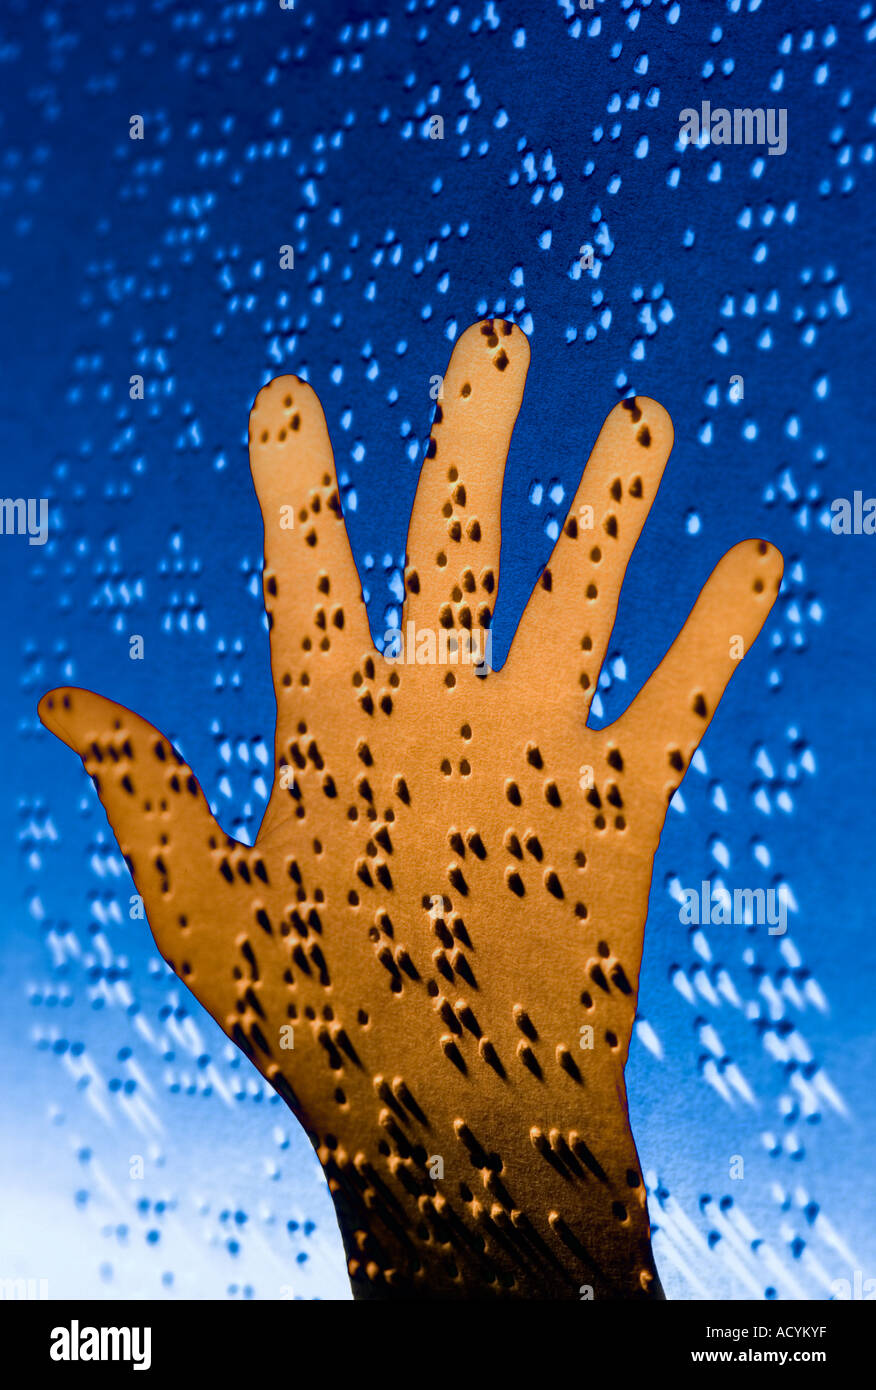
(1, 0, 874, 1308)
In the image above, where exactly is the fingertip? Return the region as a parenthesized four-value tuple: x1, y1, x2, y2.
(603, 395, 674, 456)
(248, 375, 328, 448)
(38, 687, 82, 751)
(492, 318, 531, 363)
(635, 396, 674, 448)
(448, 318, 531, 381)
(250, 373, 305, 418)
(727, 537, 784, 598)
(248, 374, 335, 500)
(754, 537, 784, 582)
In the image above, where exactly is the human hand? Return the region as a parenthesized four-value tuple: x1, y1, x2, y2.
(39, 319, 783, 1299)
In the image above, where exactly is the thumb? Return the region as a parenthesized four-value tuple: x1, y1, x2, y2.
(617, 539, 783, 804)
(38, 687, 233, 961)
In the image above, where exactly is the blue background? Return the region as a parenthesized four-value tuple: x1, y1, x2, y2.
(1, 0, 874, 1299)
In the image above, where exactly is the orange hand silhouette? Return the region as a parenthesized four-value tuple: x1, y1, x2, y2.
(39, 320, 782, 1299)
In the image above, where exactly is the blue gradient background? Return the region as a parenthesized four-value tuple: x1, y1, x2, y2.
(1, 0, 874, 1300)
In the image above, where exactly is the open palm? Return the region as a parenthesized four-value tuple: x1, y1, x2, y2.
(39, 319, 782, 1299)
